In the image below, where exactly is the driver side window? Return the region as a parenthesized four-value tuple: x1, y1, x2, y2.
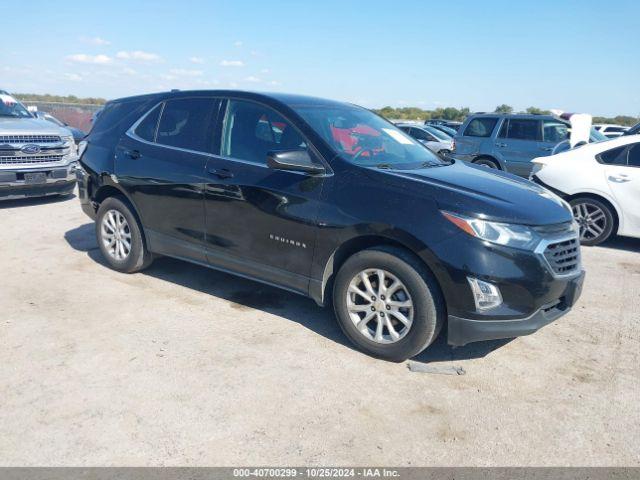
(221, 100, 307, 164)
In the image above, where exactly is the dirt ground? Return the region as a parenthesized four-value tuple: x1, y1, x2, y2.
(1, 192, 639, 466)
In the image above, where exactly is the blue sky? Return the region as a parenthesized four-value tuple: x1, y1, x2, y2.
(1, 0, 638, 116)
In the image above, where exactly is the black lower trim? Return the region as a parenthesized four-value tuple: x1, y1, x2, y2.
(0, 181, 75, 200)
(531, 175, 568, 198)
(447, 270, 585, 346)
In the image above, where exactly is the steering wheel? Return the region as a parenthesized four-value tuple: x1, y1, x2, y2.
(352, 147, 374, 161)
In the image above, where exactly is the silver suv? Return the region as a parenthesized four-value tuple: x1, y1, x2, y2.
(0, 90, 78, 200)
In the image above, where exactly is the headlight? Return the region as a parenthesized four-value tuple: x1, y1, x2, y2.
(62, 136, 78, 156)
(77, 140, 88, 159)
(442, 211, 540, 250)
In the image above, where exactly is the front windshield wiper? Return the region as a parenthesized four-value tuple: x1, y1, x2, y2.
(375, 163, 394, 170)
(421, 161, 446, 168)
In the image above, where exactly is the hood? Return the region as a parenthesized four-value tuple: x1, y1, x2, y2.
(381, 160, 572, 225)
(0, 116, 71, 137)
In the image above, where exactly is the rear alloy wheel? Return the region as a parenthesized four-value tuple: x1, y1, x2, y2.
(96, 196, 153, 273)
(473, 157, 500, 169)
(333, 246, 444, 361)
(570, 197, 614, 246)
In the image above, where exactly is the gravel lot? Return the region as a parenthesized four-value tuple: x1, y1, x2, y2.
(1, 192, 639, 466)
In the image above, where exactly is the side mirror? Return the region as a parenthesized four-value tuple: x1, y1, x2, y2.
(267, 149, 325, 174)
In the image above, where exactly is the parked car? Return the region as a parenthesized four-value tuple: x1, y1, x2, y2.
(453, 113, 605, 177)
(0, 90, 78, 200)
(425, 118, 462, 131)
(76, 90, 584, 361)
(397, 123, 454, 156)
(624, 122, 640, 136)
(593, 124, 628, 138)
(531, 135, 640, 246)
(428, 124, 458, 138)
(35, 111, 86, 144)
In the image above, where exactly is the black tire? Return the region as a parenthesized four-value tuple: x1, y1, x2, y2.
(569, 196, 615, 246)
(95, 196, 153, 273)
(332, 246, 445, 362)
(473, 157, 500, 169)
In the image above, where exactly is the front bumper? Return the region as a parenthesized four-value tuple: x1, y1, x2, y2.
(0, 165, 77, 200)
(447, 270, 585, 346)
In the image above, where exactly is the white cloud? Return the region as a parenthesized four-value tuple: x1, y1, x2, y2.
(116, 50, 162, 62)
(122, 67, 137, 75)
(260, 68, 270, 74)
(244, 76, 261, 83)
(234, 41, 243, 47)
(82, 36, 111, 46)
(220, 60, 244, 67)
(64, 73, 83, 81)
(269, 80, 282, 86)
(189, 56, 205, 64)
(250, 50, 260, 57)
(169, 68, 204, 77)
(66, 53, 112, 64)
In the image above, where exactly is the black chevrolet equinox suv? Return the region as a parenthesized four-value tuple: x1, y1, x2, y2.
(76, 90, 585, 361)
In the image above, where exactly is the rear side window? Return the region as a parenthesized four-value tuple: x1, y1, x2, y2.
(221, 99, 307, 164)
(156, 97, 218, 153)
(507, 119, 540, 141)
(463, 118, 498, 137)
(597, 146, 627, 165)
(627, 144, 640, 167)
(410, 128, 433, 141)
(134, 104, 162, 142)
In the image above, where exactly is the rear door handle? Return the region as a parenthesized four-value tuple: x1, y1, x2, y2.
(495, 142, 507, 148)
(609, 174, 631, 183)
(540, 147, 553, 152)
(124, 149, 141, 159)
(207, 167, 234, 179)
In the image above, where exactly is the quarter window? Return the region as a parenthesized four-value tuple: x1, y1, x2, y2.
(507, 119, 540, 141)
(627, 144, 640, 167)
(463, 118, 498, 137)
(598, 146, 627, 165)
(221, 99, 307, 164)
(156, 97, 218, 153)
(134, 104, 162, 142)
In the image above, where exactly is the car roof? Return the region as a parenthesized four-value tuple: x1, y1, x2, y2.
(468, 112, 555, 119)
(561, 134, 640, 157)
(108, 90, 352, 109)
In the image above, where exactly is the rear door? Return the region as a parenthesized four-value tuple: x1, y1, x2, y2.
(602, 142, 640, 235)
(202, 98, 325, 294)
(497, 118, 541, 176)
(115, 96, 221, 261)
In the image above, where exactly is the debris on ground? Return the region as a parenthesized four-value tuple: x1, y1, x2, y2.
(407, 361, 466, 375)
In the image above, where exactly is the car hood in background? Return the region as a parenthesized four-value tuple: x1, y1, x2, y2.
(0, 117, 71, 137)
(385, 160, 572, 225)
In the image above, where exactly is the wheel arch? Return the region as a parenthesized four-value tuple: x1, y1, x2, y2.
(92, 184, 150, 249)
(472, 155, 503, 170)
(314, 234, 445, 308)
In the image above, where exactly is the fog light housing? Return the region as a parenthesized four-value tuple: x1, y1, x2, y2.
(467, 277, 503, 311)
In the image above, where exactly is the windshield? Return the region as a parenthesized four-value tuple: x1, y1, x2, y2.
(294, 104, 445, 169)
(589, 127, 608, 142)
(0, 94, 32, 118)
(424, 125, 452, 141)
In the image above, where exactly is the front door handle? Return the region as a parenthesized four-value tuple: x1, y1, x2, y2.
(207, 167, 234, 179)
(495, 142, 507, 148)
(540, 147, 553, 152)
(124, 149, 141, 159)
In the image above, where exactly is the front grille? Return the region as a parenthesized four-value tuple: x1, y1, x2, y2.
(0, 135, 61, 144)
(0, 155, 65, 165)
(543, 238, 580, 276)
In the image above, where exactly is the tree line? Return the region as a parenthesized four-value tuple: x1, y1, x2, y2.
(375, 104, 639, 126)
(13, 93, 107, 105)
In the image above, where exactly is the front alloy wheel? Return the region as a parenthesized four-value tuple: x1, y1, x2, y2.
(347, 269, 414, 344)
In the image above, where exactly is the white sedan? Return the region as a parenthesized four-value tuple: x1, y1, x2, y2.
(531, 135, 640, 245)
(396, 124, 455, 157)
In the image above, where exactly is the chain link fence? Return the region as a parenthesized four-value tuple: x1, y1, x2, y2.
(23, 101, 103, 133)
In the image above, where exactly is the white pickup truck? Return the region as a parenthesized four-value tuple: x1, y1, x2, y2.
(0, 90, 78, 200)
